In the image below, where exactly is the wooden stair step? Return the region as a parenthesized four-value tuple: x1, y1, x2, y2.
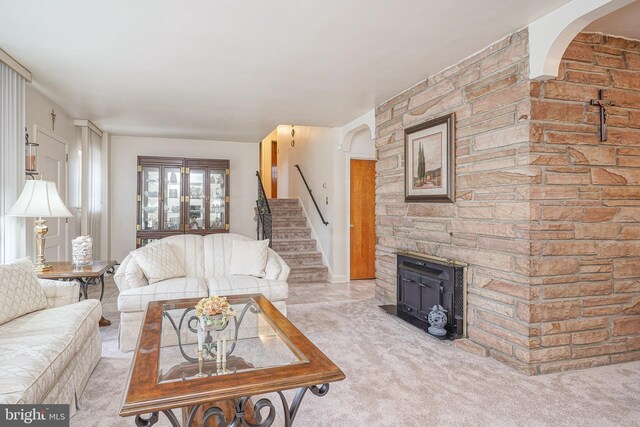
(288, 265, 328, 283)
(279, 251, 323, 266)
(272, 239, 317, 252)
(272, 227, 311, 239)
(272, 217, 307, 227)
(270, 207, 304, 217)
(267, 198, 299, 207)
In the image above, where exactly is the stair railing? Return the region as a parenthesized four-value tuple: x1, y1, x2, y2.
(255, 171, 272, 247)
(294, 165, 329, 226)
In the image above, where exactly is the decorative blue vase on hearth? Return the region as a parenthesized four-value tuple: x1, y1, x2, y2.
(427, 305, 448, 337)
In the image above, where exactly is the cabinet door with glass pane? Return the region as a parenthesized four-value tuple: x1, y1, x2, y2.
(187, 168, 206, 231)
(139, 165, 160, 232)
(162, 166, 183, 231)
(208, 168, 228, 231)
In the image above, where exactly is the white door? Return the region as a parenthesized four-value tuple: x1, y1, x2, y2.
(35, 126, 69, 261)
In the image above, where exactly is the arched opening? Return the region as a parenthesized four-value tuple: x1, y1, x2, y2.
(529, 0, 634, 80)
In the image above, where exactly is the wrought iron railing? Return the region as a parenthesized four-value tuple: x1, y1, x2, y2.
(294, 165, 328, 226)
(255, 171, 272, 246)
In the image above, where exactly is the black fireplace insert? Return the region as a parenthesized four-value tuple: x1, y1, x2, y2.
(381, 252, 466, 339)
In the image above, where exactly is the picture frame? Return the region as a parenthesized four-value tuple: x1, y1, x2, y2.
(404, 113, 455, 203)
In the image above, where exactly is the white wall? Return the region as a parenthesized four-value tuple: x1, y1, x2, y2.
(25, 85, 80, 258)
(350, 128, 376, 158)
(109, 135, 259, 261)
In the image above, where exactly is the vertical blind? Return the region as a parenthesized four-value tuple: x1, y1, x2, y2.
(0, 62, 26, 263)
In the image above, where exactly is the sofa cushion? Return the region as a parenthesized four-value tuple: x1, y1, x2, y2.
(0, 258, 47, 326)
(131, 242, 186, 284)
(0, 300, 100, 404)
(207, 276, 288, 301)
(160, 234, 206, 278)
(229, 239, 269, 277)
(118, 277, 208, 312)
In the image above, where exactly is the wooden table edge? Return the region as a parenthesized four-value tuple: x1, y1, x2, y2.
(36, 260, 118, 279)
(119, 369, 346, 417)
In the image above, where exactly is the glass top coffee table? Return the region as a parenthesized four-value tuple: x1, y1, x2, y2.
(120, 294, 345, 427)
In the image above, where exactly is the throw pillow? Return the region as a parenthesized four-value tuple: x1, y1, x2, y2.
(124, 258, 148, 289)
(0, 258, 47, 326)
(229, 239, 270, 277)
(131, 242, 186, 284)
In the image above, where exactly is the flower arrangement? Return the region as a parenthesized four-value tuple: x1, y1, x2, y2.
(195, 296, 236, 327)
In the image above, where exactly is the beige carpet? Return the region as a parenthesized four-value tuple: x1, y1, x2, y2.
(72, 290, 640, 426)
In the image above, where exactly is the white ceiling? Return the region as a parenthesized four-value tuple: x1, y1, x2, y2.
(0, 0, 574, 142)
(586, 1, 640, 41)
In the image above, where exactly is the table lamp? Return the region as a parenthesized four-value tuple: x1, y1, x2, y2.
(7, 179, 72, 272)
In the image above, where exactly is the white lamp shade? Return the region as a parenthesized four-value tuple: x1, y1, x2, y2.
(6, 180, 72, 218)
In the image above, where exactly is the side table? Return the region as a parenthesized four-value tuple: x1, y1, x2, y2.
(37, 260, 118, 327)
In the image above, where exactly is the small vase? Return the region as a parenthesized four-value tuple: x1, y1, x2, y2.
(427, 305, 448, 337)
(72, 235, 93, 267)
(200, 315, 229, 331)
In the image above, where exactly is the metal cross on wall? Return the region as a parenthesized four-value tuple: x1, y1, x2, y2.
(590, 89, 615, 142)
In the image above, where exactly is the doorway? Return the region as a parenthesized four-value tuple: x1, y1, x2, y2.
(349, 159, 375, 279)
(271, 140, 278, 198)
(35, 126, 69, 262)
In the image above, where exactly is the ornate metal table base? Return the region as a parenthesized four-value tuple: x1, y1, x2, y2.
(77, 266, 116, 326)
(134, 384, 330, 427)
(55, 266, 115, 327)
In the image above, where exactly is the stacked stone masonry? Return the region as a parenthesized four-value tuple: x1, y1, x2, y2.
(375, 29, 640, 375)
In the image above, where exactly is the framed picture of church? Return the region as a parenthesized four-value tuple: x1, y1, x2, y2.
(404, 113, 455, 202)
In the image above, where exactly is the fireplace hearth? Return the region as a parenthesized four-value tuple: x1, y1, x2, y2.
(381, 252, 467, 339)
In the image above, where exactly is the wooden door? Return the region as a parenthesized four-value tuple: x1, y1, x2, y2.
(271, 141, 277, 198)
(36, 127, 69, 261)
(350, 159, 376, 279)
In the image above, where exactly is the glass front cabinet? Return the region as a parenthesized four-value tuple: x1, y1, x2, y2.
(136, 156, 230, 247)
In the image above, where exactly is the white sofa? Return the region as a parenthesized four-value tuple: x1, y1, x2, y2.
(0, 279, 102, 415)
(114, 233, 290, 351)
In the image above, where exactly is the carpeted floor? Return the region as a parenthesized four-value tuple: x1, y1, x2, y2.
(72, 280, 640, 426)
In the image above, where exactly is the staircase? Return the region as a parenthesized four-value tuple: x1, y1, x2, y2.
(268, 198, 328, 283)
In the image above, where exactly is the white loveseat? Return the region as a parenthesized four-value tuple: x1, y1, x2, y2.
(114, 233, 290, 351)
(0, 279, 102, 415)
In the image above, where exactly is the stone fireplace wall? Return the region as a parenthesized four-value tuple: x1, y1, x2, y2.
(375, 29, 640, 374)
(375, 29, 537, 372)
(525, 33, 640, 372)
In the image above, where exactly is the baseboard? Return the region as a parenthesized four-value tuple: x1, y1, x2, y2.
(328, 274, 347, 283)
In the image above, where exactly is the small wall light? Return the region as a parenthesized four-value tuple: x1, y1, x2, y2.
(25, 128, 39, 177)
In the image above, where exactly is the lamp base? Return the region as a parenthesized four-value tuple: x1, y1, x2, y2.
(33, 263, 53, 273)
(34, 218, 51, 273)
